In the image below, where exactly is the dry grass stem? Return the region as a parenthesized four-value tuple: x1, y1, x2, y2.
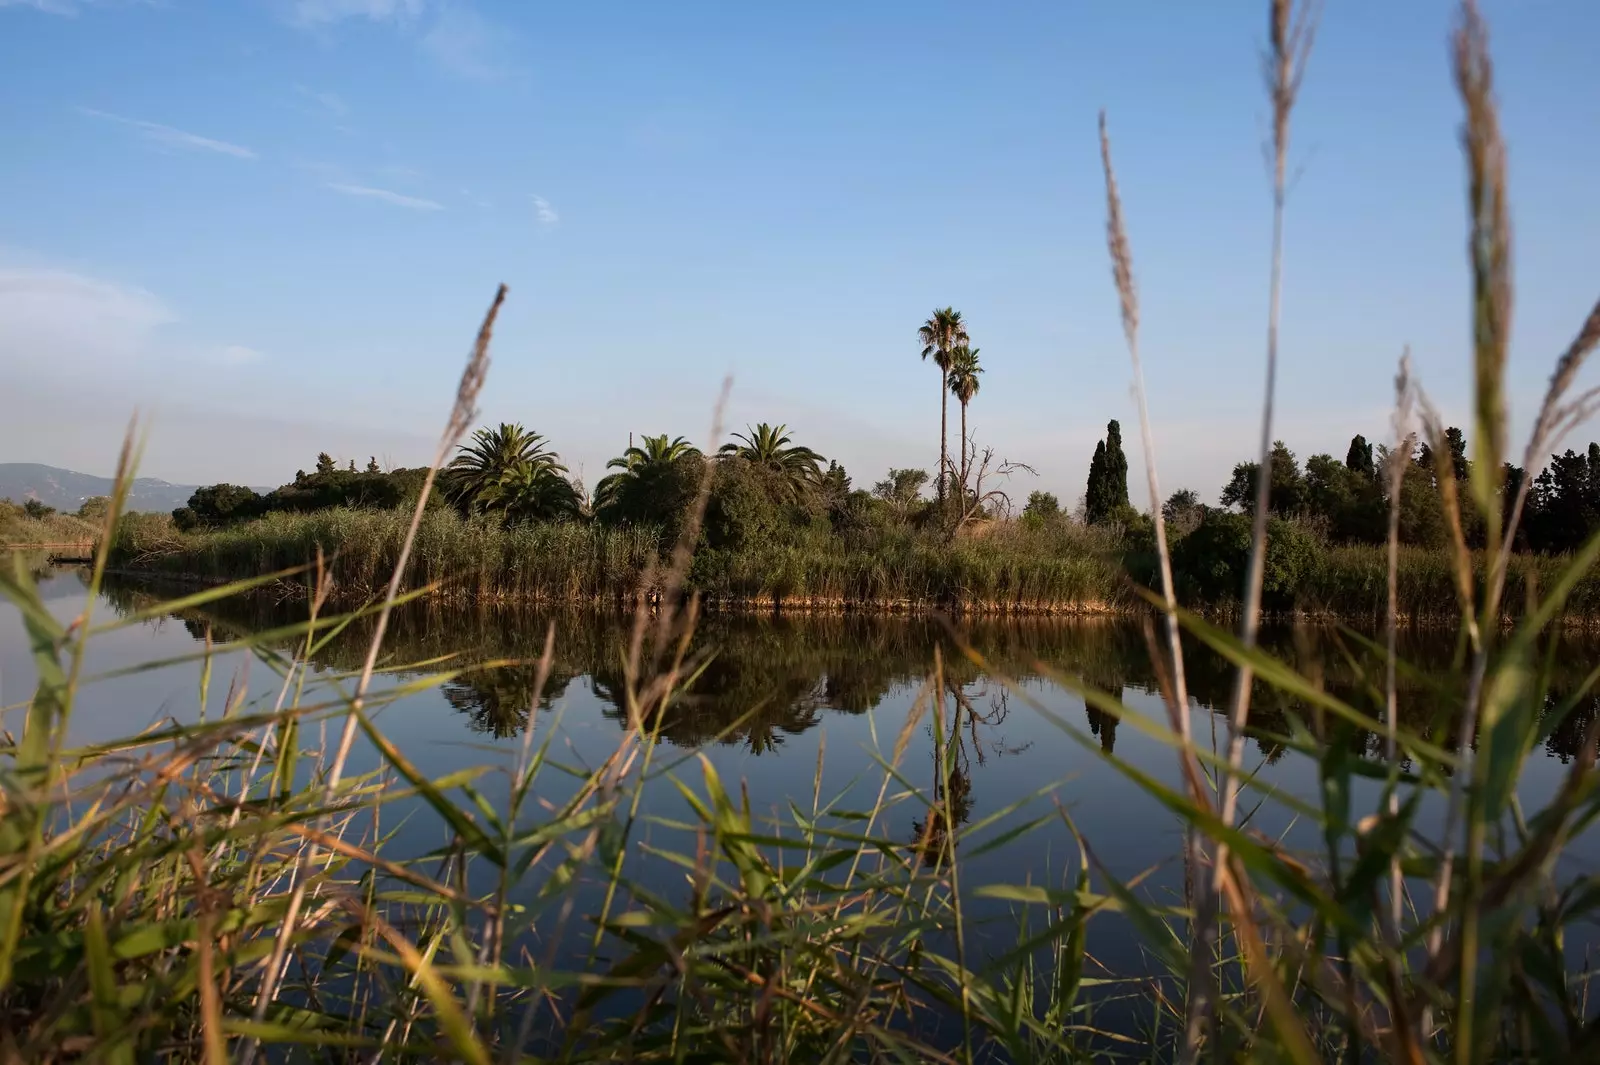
(1213, 0, 1320, 947)
(240, 283, 506, 1064)
(1384, 352, 1414, 936)
(1098, 108, 1213, 1062)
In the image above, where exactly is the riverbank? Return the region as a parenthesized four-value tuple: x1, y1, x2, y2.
(105, 504, 1600, 621)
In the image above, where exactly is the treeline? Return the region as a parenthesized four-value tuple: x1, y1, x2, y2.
(171, 454, 432, 531)
(1154, 429, 1600, 556)
(168, 420, 1024, 562)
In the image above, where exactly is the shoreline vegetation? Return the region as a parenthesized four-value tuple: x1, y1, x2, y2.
(88, 324, 1600, 621)
(105, 502, 1600, 621)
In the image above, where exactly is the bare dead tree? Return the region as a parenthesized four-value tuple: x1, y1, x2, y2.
(948, 436, 1038, 532)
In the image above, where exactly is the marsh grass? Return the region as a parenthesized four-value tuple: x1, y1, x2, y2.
(111, 507, 1132, 615)
(0, 501, 96, 549)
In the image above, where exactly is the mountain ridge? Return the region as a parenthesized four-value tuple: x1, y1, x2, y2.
(0, 463, 207, 514)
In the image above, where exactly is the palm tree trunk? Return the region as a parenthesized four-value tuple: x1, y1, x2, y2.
(939, 374, 949, 507)
(959, 401, 969, 499)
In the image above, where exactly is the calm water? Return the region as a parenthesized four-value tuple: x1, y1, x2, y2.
(5, 566, 1600, 1011)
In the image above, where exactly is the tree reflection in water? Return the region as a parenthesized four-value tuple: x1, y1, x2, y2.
(100, 578, 1600, 771)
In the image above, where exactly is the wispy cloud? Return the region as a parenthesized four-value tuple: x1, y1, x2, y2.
(217, 344, 264, 366)
(1, 0, 151, 14)
(326, 182, 443, 210)
(532, 194, 559, 226)
(0, 265, 176, 368)
(78, 107, 258, 160)
(285, 0, 422, 28)
(282, 0, 517, 81)
(378, 162, 425, 181)
(418, 4, 516, 80)
(1, 0, 80, 13)
(294, 83, 349, 118)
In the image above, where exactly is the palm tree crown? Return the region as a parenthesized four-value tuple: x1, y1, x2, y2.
(480, 461, 581, 523)
(718, 423, 823, 497)
(444, 423, 567, 512)
(918, 308, 968, 374)
(594, 434, 700, 513)
(946, 345, 982, 406)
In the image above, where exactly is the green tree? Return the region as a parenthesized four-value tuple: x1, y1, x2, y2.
(444, 424, 566, 513)
(76, 496, 111, 526)
(315, 452, 337, 477)
(1161, 488, 1204, 537)
(819, 460, 851, 505)
(22, 499, 55, 521)
(595, 434, 703, 528)
(479, 462, 582, 523)
(945, 346, 983, 491)
(1220, 440, 1305, 516)
(718, 423, 823, 502)
(1345, 434, 1375, 479)
(1022, 490, 1061, 523)
(1446, 427, 1469, 478)
(872, 468, 929, 521)
(366, 456, 380, 474)
(174, 484, 265, 531)
(1084, 421, 1129, 524)
(918, 307, 969, 506)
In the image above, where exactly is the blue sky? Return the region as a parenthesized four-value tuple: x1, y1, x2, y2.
(2, 0, 1597, 509)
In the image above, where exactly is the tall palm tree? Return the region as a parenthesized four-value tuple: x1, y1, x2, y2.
(594, 434, 700, 517)
(444, 423, 567, 513)
(945, 345, 983, 492)
(718, 423, 823, 500)
(918, 308, 969, 506)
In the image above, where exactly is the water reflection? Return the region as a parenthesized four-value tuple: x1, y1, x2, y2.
(97, 578, 1600, 764)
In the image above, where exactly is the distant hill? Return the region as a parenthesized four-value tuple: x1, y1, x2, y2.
(0, 463, 201, 514)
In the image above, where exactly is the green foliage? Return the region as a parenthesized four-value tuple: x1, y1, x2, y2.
(1220, 439, 1307, 516)
(946, 345, 983, 407)
(443, 423, 572, 522)
(118, 505, 661, 602)
(1161, 488, 1204, 538)
(1084, 421, 1129, 524)
(1172, 510, 1323, 611)
(594, 434, 704, 540)
(0, 498, 96, 547)
(1344, 433, 1375, 478)
(871, 468, 929, 519)
(1021, 490, 1061, 525)
(717, 422, 824, 501)
(173, 483, 267, 531)
(1525, 443, 1600, 554)
(21, 499, 55, 521)
(75, 496, 110, 525)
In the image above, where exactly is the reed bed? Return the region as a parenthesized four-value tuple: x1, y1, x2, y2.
(109, 505, 1600, 621)
(110, 506, 1132, 614)
(110, 506, 664, 604)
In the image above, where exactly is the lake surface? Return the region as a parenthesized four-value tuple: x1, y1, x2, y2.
(5, 565, 1600, 1032)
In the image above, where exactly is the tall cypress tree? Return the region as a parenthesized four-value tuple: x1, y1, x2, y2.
(1103, 420, 1129, 511)
(1345, 434, 1374, 479)
(1085, 441, 1107, 522)
(1085, 421, 1129, 523)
